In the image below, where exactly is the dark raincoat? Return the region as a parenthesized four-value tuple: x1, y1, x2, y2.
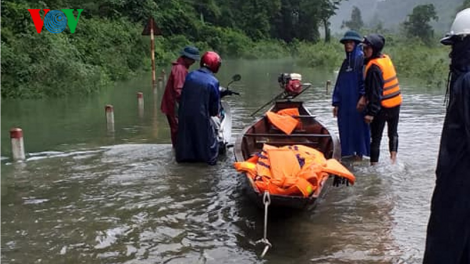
(175, 68, 220, 165)
(332, 43, 370, 157)
(423, 36, 470, 263)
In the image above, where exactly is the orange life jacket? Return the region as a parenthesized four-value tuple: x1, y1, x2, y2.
(266, 111, 299, 135)
(365, 54, 402, 108)
(276, 108, 303, 130)
(233, 144, 356, 197)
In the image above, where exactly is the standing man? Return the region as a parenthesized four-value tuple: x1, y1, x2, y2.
(175, 51, 222, 165)
(360, 34, 402, 166)
(160, 45, 200, 148)
(423, 8, 470, 263)
(332, 30, 370, 161)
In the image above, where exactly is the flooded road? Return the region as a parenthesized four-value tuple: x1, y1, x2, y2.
(1, 59, 446, 263)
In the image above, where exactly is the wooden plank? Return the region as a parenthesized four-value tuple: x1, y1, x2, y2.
(244, 133, 330, 137)
(291, 115, 317, 118)
(255, 142, 319, 148)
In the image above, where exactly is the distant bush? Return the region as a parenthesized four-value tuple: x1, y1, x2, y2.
(296, 41, 343, 70)
(1, 2, 450, 99)
(296, 35, 449, 88)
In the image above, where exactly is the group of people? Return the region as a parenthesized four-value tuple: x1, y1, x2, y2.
(160, 8, 470, 263)
(332, 31, 401, 166)
(160, 46, 224, 166)
(333, 8, 470, 263)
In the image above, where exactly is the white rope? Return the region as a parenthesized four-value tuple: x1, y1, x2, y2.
(256, 191, 272, 258)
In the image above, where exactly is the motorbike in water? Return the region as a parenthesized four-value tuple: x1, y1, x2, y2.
(212, 74, 241, 155)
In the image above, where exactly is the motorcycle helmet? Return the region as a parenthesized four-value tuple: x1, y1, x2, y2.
(200, 51, 222, 73)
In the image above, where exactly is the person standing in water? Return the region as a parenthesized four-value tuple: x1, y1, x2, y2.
(423, 8, 470, 263)
(360, 34, 402, 165)
(332, 30, 370, 161)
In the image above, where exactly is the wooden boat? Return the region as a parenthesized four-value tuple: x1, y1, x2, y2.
(234, 100, 340, 210)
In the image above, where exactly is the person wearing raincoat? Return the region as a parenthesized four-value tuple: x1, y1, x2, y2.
(175, 51, 222, 165)
(332, 30, 370, 160)
(423, 8, 470, 264)
(160, 46, 200, 148)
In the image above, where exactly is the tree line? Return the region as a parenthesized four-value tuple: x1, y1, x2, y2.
(1, 0, 468, 98)
(342, 1, 469, 44)
(1, 0, 345, 98)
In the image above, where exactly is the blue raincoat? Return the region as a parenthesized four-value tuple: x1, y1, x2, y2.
(332, 44, 370, 157)
(175, 68, 220, 165)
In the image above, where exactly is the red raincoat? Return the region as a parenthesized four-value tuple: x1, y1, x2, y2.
(160, 57, 191, 147)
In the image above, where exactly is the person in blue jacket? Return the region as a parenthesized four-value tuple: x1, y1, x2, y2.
(175, 51, 222, 165)
(332, 30, 370, 160)
(423, 8, 470, 263)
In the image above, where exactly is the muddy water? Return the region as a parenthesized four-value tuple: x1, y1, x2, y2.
(1, 59, 446, 263)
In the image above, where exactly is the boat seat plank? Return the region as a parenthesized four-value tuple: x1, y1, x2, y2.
(269, 128, 308, 133)
(245, 133, 330, 137)
(290, 115, 317, 118)
(256, 142, 319, 146)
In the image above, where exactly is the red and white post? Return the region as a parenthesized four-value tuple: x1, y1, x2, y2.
(10, 128, 25, 161)
(105, 105, 115, 124)
(137, 92, 144, 118)
(105, 105, 115, 132)
(150, 19, 156, 89)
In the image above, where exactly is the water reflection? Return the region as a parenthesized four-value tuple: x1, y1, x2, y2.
(1, 59, 445, 263)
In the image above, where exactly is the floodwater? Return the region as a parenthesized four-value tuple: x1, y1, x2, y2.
(1, 59, 447, 263)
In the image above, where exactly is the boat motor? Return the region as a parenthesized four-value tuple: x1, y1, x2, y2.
(278, 73, 302, 96)
(250, 73, 311, 117)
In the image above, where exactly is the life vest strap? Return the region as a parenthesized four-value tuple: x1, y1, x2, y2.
(382, 90, 401, 100)
(383, 83, 399, 92)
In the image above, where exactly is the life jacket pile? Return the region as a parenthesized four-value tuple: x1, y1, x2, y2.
(234, 144, 356, 197)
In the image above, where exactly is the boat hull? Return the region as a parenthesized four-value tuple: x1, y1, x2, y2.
(234, 100, 340, 210)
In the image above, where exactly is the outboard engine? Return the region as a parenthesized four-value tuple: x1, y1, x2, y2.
(278, 73, 302, 97)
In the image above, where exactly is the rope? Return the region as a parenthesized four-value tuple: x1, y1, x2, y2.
(256, 191, 272, 258)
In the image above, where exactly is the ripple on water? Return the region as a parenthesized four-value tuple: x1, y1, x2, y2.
(1, 84, 445, 263)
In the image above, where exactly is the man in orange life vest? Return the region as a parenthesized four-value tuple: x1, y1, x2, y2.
(160, 46, 200, 148)
(423, 8, 470, 263)
(358, 34, 402, 166)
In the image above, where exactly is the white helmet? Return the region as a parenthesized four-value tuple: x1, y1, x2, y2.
(441, 8, 470, 45)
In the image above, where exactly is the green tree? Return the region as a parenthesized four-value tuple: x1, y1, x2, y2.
(1, 0, 347, 98)
(403, 4, 438, 44)
(461, 0, 470, 10)
(318, 0, 342, 42)
(342, 6, 364, 31)
(271, 0, 341, 42)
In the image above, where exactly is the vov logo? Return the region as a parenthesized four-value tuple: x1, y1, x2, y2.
(28, 9, 83, 34)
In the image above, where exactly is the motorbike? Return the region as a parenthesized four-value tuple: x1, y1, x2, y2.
(212, 74, 241, 155)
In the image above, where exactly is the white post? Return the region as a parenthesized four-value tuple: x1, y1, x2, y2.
(326, 80, 331, 94)
(137, 92, 144, 118)
(10, 128, 26, 161)
(150, 19, 156, 88)
(105, 105, 115, 124)
(137, 92, 144, 108)
(105, 105, 115, 133)
(161, 69, 167, 84)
